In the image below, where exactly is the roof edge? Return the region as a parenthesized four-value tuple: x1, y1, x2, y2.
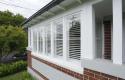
(22, 0, 65, 27)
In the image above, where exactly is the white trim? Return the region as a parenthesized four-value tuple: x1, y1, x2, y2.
(113, 0, 123, 65)
(51, 22, 54, 57)
(82, 4, 96, 59)
(63, 16, 68, 61)
(36, 29, 39, 53)
(102, 21, 104, 59)
(43, 27, 46, 55)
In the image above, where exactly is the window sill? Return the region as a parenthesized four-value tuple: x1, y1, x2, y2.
(31, 52, 83, 74)
(82, 58, 125, 79)
(26, 47, 32, 51)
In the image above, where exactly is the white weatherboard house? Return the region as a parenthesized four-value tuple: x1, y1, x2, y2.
(23, 0, 125, 80)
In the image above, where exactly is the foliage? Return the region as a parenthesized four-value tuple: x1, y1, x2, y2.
(0, 10, 26, 27)
(0, 26, 27, 61)
(0, 61, 27, 77)
(0, 71, 35, 80)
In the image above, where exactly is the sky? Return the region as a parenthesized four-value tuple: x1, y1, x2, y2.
(0, 0, 52, 18)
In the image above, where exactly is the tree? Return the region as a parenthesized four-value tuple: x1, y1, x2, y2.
(0, 26, 27, 61)
(0, 10, 26, 27)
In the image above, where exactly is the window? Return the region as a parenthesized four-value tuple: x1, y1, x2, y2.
(33, 30, 37, 52)
(67, 13, 81, 60)
(45, 25, 51, 55)
(54, 20, 63, 56)
(38, 29, 43, 54)
(28, 28, 32, 47)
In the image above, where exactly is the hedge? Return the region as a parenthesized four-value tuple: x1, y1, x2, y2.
(0, 60, 27, 77)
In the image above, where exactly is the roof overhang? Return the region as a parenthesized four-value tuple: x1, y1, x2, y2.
(22, 0, 87, 28)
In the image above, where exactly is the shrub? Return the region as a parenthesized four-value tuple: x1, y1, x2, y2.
(21, 71, 36, 80)
(0, 60, 27, 77)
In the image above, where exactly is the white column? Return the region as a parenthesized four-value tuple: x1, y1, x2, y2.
(113, 0, 123, 65)
(43, 27, 46, 55)
(81, 4, 96, 60)
(63, 17, 67, 60)
(31, 29, 33, 51)
(51, 22, 55, 57)
(28, 28, 30, 48)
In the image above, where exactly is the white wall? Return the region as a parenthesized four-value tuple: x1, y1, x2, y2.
(123, 17, 125, 63)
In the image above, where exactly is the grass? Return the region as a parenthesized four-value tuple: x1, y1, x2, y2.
(0, 70, 36, 80)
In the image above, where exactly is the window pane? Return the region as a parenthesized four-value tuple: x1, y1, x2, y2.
(56, 40, 63, 56)
(38, 31, 43, 54)
(45, 25, 51, 55)
(68, 13, 81, 60)
(33, 31, 37, 52)
(54, 20, 63, 56)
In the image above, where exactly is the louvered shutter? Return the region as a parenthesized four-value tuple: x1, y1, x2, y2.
(55, 23, 63, 56)
(69, 21, 80, 60)
(38, 31, 43, 54)
(33, 31, 37, 52)
(45, 26, 51, 55)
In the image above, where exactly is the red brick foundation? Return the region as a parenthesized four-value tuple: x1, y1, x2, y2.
(84, 68, 125, 80)
(32, 55, 83, 80)
(27, 51, 125, 80)
(27, 51, 83, 80)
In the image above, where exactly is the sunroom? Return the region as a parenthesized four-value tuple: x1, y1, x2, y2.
(25, 0, 125, 79)
(27, 0, 125, 71)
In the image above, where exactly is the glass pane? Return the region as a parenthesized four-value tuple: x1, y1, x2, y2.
(67, 13, 81, 60)
(54, 20, 63, 56)
(45, 25, 51, 55)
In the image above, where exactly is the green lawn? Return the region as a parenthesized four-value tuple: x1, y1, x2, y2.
(0, 71, 36, 80)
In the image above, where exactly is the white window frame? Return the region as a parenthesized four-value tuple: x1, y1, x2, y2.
(32, 30, 38, 53)
(53, 18, 63, 57)
(44, 24, 51, 56)
(66, 12, 81, 61)
(28, 28, 32, 47)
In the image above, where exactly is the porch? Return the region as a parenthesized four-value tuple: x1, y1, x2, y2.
(83, 0, 125, 79)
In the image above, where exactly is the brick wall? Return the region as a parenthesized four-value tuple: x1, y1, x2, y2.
(27, 51, 125, 80)
(104, 21, 112, 60)
(84, 68, 125, 80)
(32, 55, 83, 80)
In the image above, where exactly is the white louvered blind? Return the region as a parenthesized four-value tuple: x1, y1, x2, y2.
(54, 22, 63, 56)
(68, 14, 81, 60)
(33, 31, 37, 52)
(45, 26, 51, 55)
(38, 30, 43, 54)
